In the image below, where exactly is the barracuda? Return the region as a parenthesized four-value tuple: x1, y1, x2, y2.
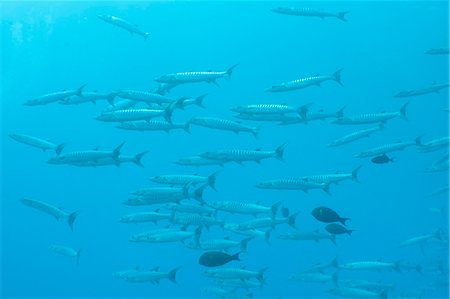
(207, 200, 281, 217)
(265, 69, 343, 92)
(199, 144, 286, 164)
(9, 133, 66, 155)
(155, 64, 238, 85)
(255, 177, 330, 194)
(333, 102, 409, 125)
(189, 117, 260, 137)
(271, 7, 349, 21)
(24, 84, 87, 106)
(231, 104, 303, 116)
(355, 137, 422, 158)
(49, 245, 81, 265)
(97, 15, 150, 39)
(150, 172, 219, 190)
(117, 120, 190, 133)
(328, 124, 384, 147)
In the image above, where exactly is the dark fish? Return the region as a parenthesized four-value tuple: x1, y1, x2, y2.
(198, 251, 240, 267)
(325, 224, 354, 236)
(371, 154, 394, 164)
(282, 207, 290, 217)
(311, 207, 349, 225)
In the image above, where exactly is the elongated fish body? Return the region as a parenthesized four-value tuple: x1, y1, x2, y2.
(189, 117, 259, 137)
(120, 211, 171, 224)
(224, 224, 271, 242)
(426, 185, 449, 198)
(265, 69, 343, 92)
(187, 237, 251, 252)
(394, 83, 449, 98)
(49, 245, 81, 264)
(231, 104, 301, 115)
(24, 84, 87, 106)
(280, 106, 344, 125)
(424, 154, 449, 172)
(278, 231, 336, 244)
(104, 99, 136, 112)
(69, 151, 148, 168)
(400, 230, 442, 247)
(125, 184, 207, 206)
(255, 178, 329, 194)
(175, 94, 207, 110)
(417, 136, 450, 153)
(60, 91, 115, 105)
(289, 272, 337, 284)
(237, 213, 298, 230)
(145, 230, 199, 243)
(342, 280, 395, 292)
(425, 48, 449, 55)
(328, 124, 384, 147)
(207, 201, 280, 216)
(47, 142, 124, 165)
(152, 82, 180, 95)
(155, 64, 238, 85)
(204, 287, 237, 298)
(97, 15, 150, 39)
(302, 257, 339, 273)
(302, 166, 361, 185)
(170, 213, 224, 228)
(115, 90, 176, 105)
(96, 108, 171, 123)
(328, 287, 387, 298)
(339, 261, 400, 271)
(204, 267, 267, 282)
(117, 120, 189, 133)
(20, 198, 79, 230)
(215, 279, 263, 290)
(271, 7, 349, 21)
(174, 156, 229, 167)
(150, 172, 218, 190)
(9, 133, 66, 155)
(116, 267, 179, 284)
(333, 102, 409, 125)
(129, 228, 181, 242)
(355, 138, 420, 158)
(199, 144, 285, 164)
(234, 113, 300, 123)
(164, 202, 216, 215)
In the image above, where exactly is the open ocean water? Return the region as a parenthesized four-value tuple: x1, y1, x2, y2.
(1, 1, 449, 299)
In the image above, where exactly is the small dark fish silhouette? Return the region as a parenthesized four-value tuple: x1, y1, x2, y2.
(282, 207, 290, 217)
(311, 207, 349, 226)
(371, 154, 394, 164)
(198, 251, 240, 267)
(325, 223, 354, 236)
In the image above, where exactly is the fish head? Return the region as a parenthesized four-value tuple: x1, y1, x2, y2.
(271, 7, 290, 14)
(97, 14, 112, 22)
(265, 84, 284, 92)
(254, 181, 273, 189)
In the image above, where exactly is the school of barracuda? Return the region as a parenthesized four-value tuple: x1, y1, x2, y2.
(10, 6, 449, 299)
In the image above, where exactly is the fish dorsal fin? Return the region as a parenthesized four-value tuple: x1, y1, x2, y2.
(241, 266, 246, 269)
(62, 89, 67, 92)
(314, 229, 320, 233)
(135, 266, 140, 271)
(154, 208, 160, 213)
(151, 266, 159, 271)
(93, 147, 99, 151)
(224, 236, 230, 240)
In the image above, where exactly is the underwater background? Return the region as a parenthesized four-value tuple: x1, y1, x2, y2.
(0, 1, 449, 298)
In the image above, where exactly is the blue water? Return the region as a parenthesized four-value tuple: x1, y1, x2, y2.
(1, 1, 449, 298)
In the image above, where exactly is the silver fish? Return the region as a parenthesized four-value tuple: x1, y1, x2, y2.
(9, 133, 66, 155)
(265, 69, 343, 92)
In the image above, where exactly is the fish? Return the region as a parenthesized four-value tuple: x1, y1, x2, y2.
(198, 144, 286, 164)
(332, 102, 409, 125)
(255, 177, 330, 194)
(311, 207, 349, 225)
(281, 207, 290, 217)
(265, 69, 343, 92)
(119, 210, 171, 224)
(231, 104, 303, 116)
(204, 267, 268, 282)
(97, 15, 150, 39)
(207, 201, 281, 217)
(174, 94, 207, 110)
(341, 279, 395, 292)
(49, 245, 81, 265)
(327, 124, 384, 147)
(371, 154, 394, 164)
(114, 90, 177, 105)
(103, 99, 136, 112)
(130, 227, 201, 244)
(424, 48, 449, 55)
(289, 271, 339, 285)
(128, 228, 183, 242)
(339, 260, 401, 272)
(301, 257, 339, 273)
(47, 142, 125, 166)
(416, 136, 450, 153)
(9, 133, 66, 155)
(394, 82, 449, 98)
(170, 212, 224, 230)
(355, 136, 422, 158)
(20, 198, 80, 231)
(59, 91, 115, 105)
(189, 117, 260, 138)
(425, 185, 449, 198)
(234, 113, 301, 123)
(278, 230, 337, 245)
(152, 82, 180, 95)
(199, 251, 240, 267)
(174, 156, 230, 167)
(325, 223, 354, 236)
(400, 229, 443, 252)
(327, 287, 387, 299)
(214, 278, 264, 290)
(271, 7, 349, 21)
(279, 104, 345, 125)
(163, 202, 216, 216)
(301, 166, 361, 185)
(150, 172, 219, 191)
(117, 120, 190, 133)
(24, 84, 87, 106)
(114, 267, 180, 284)
(68, 151, 148, 168)
(424, 154, 449, 172)
(237, 213, 299, 230)
(95, 106, 174, 123)
(155, 64, 238, 85)
(125, 185, 205, 206)
(203, 287, 253, 299)
(188, 237, 252, 252)
(223, 225, 272, 245)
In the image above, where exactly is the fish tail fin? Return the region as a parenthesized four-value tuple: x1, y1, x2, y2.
(252, 125, 261, 138)
(226, 64, 239, 78)
(330, 234, 337, 245)
(195, 94, 207, 108)
(400, 101, 410, 120)
(77, 83, 88, 96)
(183, 122, 191, 134)
(106, 92, 116, 105)
(393, 260, 402, 273)
(347, 229, 354, 236)
(55, 143, 67, 155)
(241, 237, 253, 253)
(332, 271, 339, 287)
(174, 97, 188, 110)
(68, 210, 81, 231)
(194, 184, 208, 203)
(208, 171, 220, 191)
(270, 201, 283, 218)
(164, 103, 176, 123)
(337, 11, 350, 22)
(333, 68, 343, 86)
(76, 248, 82, 265)
(323, 183, 331, 195)
(415, 134, 424, 146)
(275, 143, 286, 161)
(134, 150, 149, 167)
(380, 289, 388, 299)
(288, 212, 299, 228)
(433, 228, 443, 240)
(113, 141, 125, 164)
(299, 103, 312, 121)
(257, 267, 268, 282)
(264, 229, 272, 245)
(169, 267, 181, 284)
(336, 106, 346, 118)
(231, 251, 241, 261)
(331, 256, 339, 268)
(352, 165, 362, 182)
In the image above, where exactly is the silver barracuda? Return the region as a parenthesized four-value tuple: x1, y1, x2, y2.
(97, 15, 150, 39)
(355, 137, 422, 158)
(301, 166, 361, 185)
(237, 213, 299, 230)
(49, 245, 81, 265)
(198, 144, 286, 164)
(150, 172, 219, 190)
(117, 120, 190, 133)
(279, 104, 345, 125)
(189, 117, 260, 138)
(114, 90, 181, 105)
(328, 124, 384, 147)
(24, 84, 87, 106)
(278, 230, 336, 245)
(95, 106, 174, 123)
(255, 177, 330, 194)
(186, 237, 253, 252)
(207, 201, 281, 217)
(163, 202, 216, 216)
(271, 7, 349, 21)
(265, 69, 343, 92)
(174, 156, 230, 167)
(333, 102, 409, 125)
(68, 151, 148, 168)
(59, 91, 115, 105)
(327, 287, 387, 299)
(231, 104, 303, 116)
(9, 133, 66, 155)
(114, 267, 180, 284)
(174, 94, 207, 110)
(204, 267, 268, 282)
(289, 272, 338, 285)
(155, 64, 238, 85)
(394, 82, 449, 98)
(416, 136, 450, 153)
(119, 210, 171, 224)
